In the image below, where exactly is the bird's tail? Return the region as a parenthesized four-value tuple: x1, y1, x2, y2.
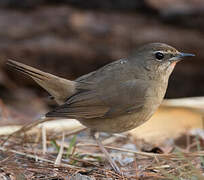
(7, 60, 76, 104)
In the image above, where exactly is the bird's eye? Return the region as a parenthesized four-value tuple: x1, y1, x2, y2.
(155, 52, 164, 60)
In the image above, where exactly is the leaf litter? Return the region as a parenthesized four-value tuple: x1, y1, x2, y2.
(0, 97, 204, 179)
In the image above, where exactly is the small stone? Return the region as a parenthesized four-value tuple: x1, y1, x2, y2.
(69, 173, 95, 180)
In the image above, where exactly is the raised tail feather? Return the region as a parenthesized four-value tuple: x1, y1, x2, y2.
(7, 60, 76, 105)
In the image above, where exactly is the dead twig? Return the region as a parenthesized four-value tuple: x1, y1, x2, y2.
(1, 116, 55, 146)
(76, 143, 204, 158)
(0, 146, 87, 171)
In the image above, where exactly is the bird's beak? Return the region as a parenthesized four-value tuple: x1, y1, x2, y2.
(169, 52, 195, 62)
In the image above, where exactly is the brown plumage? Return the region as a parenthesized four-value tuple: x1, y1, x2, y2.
(7, 60, 76, 105)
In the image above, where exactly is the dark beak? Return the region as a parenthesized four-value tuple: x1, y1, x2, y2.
(170, 52, 195, 61)
(179, 52, 195, 58)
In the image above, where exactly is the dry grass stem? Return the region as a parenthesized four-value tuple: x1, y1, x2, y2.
(55, 132, 65, 165)
(42, 123, 47, 154)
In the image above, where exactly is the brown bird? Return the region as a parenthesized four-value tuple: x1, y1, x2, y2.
(7, 43, 195, 173)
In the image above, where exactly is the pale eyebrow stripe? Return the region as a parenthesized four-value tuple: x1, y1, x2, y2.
(154, 50, 169, 54)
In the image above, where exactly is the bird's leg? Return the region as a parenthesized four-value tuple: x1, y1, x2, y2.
(91, 130, 121, 174)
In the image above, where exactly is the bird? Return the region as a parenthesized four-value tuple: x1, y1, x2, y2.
(7, 43, 195, 173)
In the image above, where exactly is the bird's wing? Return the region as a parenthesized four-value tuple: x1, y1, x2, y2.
(46, 78, 148, 119)
(46, 59, 148, 119)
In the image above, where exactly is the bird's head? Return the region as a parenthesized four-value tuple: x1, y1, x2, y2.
(130, 43, 195, 79)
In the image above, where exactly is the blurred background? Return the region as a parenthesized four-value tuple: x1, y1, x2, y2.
(0, 2, 204, 178)
(0, 0, 203, 126)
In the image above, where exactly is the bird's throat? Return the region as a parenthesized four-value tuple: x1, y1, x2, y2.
(171, 61, 177, 68)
